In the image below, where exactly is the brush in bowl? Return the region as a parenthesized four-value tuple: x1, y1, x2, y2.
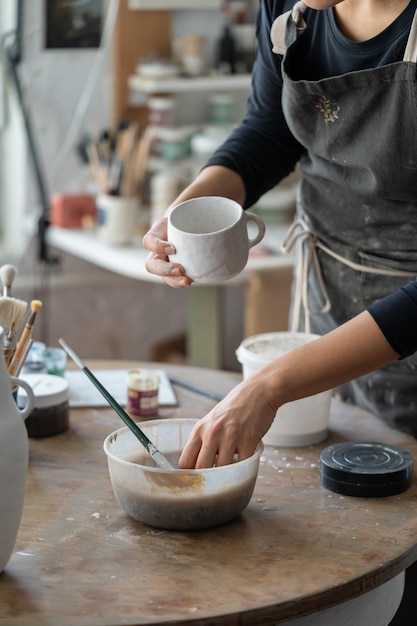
(103, 418, 263, 531)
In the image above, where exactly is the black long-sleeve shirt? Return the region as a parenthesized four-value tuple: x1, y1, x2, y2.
(206, 0, 417, 358)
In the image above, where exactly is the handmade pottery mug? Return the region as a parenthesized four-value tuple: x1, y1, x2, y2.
(167, 196, 265, 284)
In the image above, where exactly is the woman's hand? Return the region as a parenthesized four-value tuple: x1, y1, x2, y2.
(142, 217, 192, 288)
(178, 375, 279, 469)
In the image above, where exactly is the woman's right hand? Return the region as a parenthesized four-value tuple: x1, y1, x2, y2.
(142, 217, 193, 288)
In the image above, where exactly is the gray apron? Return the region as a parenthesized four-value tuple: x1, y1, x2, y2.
(272, 2, 417, 436)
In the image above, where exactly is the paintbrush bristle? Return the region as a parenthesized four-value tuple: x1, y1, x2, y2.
(0, 297, 28, 334)
(30, 299, 43, 312)
(0, 265, 17, 297)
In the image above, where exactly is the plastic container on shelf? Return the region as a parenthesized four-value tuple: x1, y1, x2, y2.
(150, 171, 181, 222)
(158, 127, 190, 162)
(147, 96, 175, 127)
(208, 93, 236, 125)
(191, 125, 232, 160)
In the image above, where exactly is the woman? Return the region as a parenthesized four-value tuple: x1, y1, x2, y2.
(143, 0, 417, 470)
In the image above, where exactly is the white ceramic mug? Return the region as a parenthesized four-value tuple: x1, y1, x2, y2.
(96, 194, 139, 245)
(167, 196, 265, 284)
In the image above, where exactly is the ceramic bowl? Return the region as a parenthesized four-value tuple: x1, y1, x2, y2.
(103, 418, 263, 530)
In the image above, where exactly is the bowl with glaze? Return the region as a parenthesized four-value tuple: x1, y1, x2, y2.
(103, 418, 263, 530)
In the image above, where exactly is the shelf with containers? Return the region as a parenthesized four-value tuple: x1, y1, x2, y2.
(116, 1, 258, 224)
(129, 71, 251, 224)
(128, 73, 252, 101)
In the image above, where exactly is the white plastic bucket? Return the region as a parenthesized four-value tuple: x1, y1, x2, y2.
(236, 332, 332, 447)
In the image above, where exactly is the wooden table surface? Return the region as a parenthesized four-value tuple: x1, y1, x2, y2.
(1, 361, 417, 626)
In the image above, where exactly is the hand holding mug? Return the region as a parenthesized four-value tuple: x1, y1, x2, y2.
(167, 196, 265, 284)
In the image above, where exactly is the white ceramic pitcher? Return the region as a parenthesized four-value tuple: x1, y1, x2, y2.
(0, 327, 35, 572)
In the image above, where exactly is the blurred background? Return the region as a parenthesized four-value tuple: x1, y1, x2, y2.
(0, 0, 296, 369)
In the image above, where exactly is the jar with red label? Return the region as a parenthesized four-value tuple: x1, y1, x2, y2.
(126, 369, 160, 418)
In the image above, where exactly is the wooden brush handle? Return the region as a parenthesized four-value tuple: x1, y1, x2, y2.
(8, 310, 38, 376)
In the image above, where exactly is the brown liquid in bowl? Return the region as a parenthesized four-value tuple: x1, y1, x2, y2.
(114, 451, 256, 530)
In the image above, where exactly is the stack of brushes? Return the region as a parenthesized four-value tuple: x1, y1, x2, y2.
(85, 122, 156, 197)
(0, 264, 43, 377)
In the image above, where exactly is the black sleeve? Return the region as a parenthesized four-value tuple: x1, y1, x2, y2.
(367, 280, 417, 358)
(205, 0, 305, 209)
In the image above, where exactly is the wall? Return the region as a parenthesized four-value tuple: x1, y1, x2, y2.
(0, 0, 29, 260)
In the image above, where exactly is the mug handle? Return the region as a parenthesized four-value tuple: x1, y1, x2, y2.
(245, 212, 266, 249)
(11, 376, 35, 420)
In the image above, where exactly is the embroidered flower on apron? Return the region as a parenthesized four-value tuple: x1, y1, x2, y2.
(313, 96, 340, 126)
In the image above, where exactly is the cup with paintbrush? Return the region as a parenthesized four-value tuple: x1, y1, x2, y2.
(88, 124, 155, 245)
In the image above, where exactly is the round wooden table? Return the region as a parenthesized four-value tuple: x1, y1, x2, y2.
(1, 361, 417, 625)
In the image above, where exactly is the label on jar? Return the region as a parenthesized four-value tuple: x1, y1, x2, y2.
(126, 369, 159, 417)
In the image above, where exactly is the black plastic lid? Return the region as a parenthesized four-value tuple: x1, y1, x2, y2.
(320, 442, 414, 497)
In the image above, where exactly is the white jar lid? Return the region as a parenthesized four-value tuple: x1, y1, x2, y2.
(127, 369, 159, 392)
(157, 127, 189, 142)
(148, 97, 174, 111)
(18, 373, 69, 408)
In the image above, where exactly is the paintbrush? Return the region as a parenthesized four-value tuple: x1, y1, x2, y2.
(0, 264, 26, 362)
(0, 264, 17, 297)
(8, 300, 42, 376)
(119, 122, 139, 197)
(168, 376, 225, 402)
(0, 297, 27, 334)
(0, 297, 28, 363)
(86, 141, 108, 194)
(14, 338, 33, 377)
(58, 338, 173, 470)
(134, 125, 156, 183)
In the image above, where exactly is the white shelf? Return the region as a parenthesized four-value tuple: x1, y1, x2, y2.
(128, 73, 251, 95)
(129, 0, 222, 9)
(47, 225, 294, 287)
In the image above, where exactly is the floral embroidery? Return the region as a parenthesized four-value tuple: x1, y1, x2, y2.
(314, 96, 340, 126)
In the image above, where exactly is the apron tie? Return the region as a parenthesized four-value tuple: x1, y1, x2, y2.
(291, 1, 307, 25)
(282, 218, 417, 333)
(270, 1, 307, 55)
(282, 219, 331, 333)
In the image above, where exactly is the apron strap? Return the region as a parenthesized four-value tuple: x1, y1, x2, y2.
(270, 1, 307, 56)
(403, 9, 417, 62)
(282, 219, 417, 333)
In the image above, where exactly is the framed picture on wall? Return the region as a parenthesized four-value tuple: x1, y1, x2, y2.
(45, 0, 103, 49)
